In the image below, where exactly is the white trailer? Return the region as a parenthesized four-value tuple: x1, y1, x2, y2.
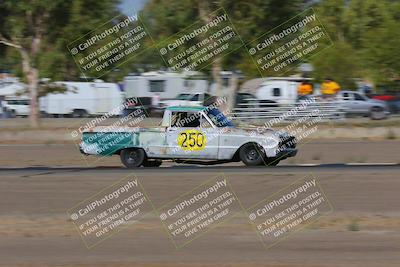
(39, 81, 124, 117)
(123, 71, 209, 100)
(255, 77, 313, 105)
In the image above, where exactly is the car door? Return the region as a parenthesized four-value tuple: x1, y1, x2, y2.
(353, 93, 370, 114)
(341, 92, 355, 113)
(165, 111, 219, 159)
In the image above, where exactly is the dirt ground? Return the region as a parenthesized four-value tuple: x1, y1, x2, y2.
(1, 117, 400, 144)
(0, 168, 400, 267)
(1, 118, 400, 267)
(0, 139, 399, 168)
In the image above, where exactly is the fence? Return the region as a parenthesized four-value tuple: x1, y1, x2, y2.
(230, 98, 346, 122)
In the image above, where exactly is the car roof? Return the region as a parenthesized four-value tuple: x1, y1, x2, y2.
(166, 106, 207, 112)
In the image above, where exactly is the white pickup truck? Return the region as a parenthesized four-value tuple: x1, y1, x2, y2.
(79, 106, 297, 168)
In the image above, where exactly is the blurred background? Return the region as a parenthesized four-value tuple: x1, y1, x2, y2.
(0, 0, 399, 160)
(1, 2, 400, 267)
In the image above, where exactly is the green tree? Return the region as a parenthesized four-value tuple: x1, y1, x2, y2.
(0, 0, 119, 127)
(311, 41, 359, 89)
(141, 0, 304, 108)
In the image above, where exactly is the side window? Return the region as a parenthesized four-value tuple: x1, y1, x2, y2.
(171, 112, 200, 127)
(200, 115, 213, 128)
(204, 93, 211, 101)
(342, 92, 350, 100)
(149, 80, 165, 92)
(273, 88, 281, 97)
(354, 93, 365, 101)
(191, 94, 200, 101)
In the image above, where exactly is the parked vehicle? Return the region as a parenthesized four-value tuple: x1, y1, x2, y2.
(235, 92, 259, 108)
(2, 97, 30, 117)
(159, 92, 214, 108)
(39, 81, 124, 117)
(370, 94, 400, 114)
(336, 91, 390, 120)
(79, 106, 297, 168)
(256, 77, 312, 105)
(124, 71, 209, 110)
(0, 77, 26, 97)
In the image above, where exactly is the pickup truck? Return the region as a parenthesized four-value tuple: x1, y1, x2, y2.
(79, 106, 297, 168)
(336, 91, 390, 119)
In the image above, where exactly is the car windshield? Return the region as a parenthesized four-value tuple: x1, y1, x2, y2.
(176, 94, 190, 100)
(206, 108, 235, 127)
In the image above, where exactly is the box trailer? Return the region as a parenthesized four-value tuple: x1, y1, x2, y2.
(256, 77, 313, 105)
(40, 81, 124, 117)
(124, 71, 208, 99)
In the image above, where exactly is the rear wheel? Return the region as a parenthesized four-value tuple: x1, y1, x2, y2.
(370, 106, 386, 120)
(120, 148, 146, 168)
(239, 143, 265, 166)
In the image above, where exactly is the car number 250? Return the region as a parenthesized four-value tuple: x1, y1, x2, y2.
(177, 130, 207, 151)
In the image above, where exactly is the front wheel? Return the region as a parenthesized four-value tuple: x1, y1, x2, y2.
(239, 143, 265, 166)
(120, 148, 146, 168)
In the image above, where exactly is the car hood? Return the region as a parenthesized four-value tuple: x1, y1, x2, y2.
(219, 126, 281, 137)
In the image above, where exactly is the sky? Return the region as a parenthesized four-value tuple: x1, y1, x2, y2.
(119, 0, 147, 13)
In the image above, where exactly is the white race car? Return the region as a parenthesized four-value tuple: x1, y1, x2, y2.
(80, 106, 297, 168)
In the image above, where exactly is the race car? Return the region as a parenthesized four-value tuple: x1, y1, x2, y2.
(79, 106, 297, 168)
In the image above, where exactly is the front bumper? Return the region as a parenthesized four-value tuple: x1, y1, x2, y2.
(276, 148, 298, 159)
(276, 134, 297, 159)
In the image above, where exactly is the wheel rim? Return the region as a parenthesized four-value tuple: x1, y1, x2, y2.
(246, 147, 260, 161)
(127, 150, 139, 164)
(372, 107, 384, 119)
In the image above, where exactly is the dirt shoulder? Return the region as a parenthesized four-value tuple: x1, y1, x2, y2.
(0, 117, 399, 144)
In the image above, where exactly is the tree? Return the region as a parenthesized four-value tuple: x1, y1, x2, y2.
(312, 0, 400, 90)
(141, 0, 304, 108)
(0, 0, 119, 127)
(311, 41, 359, 89)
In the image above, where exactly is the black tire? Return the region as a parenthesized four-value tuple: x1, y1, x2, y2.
(143, 160, 162, 167)
(239, 143, 265, 166)
(370, 106, 386, 120)
(72, 109, 88, 118)
(120, 148, 146, 168)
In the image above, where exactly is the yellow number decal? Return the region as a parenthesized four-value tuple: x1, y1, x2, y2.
(177, 130, 206, 151)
